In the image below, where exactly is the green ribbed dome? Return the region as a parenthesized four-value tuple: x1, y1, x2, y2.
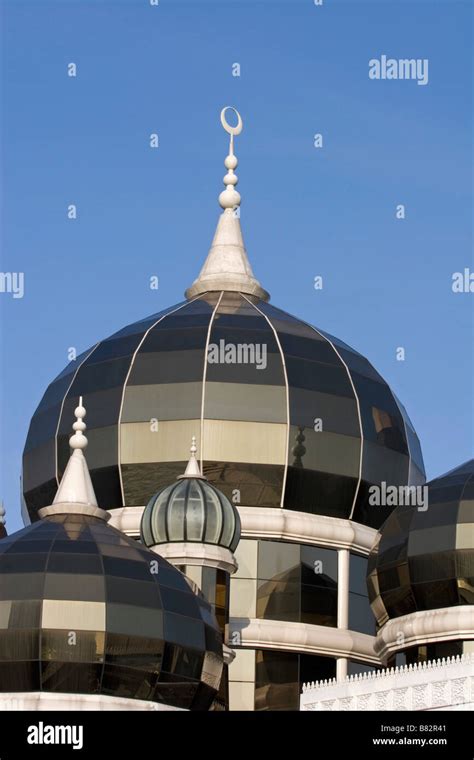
(141, 476, 241, 553)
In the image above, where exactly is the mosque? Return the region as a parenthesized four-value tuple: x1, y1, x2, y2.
(1, 108, 472, 711)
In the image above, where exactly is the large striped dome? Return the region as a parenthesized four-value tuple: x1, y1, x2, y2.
(23, 291, 425, 529)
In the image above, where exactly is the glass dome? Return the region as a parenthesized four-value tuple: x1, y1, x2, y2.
(23, 292, 425, 529)
(367, 459, 474, 625)
(141, 476, 241, 552)
(0, 511, 223, 710)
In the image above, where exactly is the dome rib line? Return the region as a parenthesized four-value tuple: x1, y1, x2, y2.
(199, 292, 224, 473)
(198, 479, 208, 543)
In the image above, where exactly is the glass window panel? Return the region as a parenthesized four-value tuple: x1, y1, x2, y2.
(50, 540, 99, 555)
(105, 632, 164, 667)
(84, 335, 144, 364)
(285, 357, 354, 397)
(122, 382, 202, 423)
(5, 600, 42, 629)
(0, 573, 45, 600)
(23, 411, 61, 455)
(255, 649, 299, 711)
(185, 481, 205, 542)
(203, 419, 286, 465)
(103, 663, 159, 700)
(288, 427, 360, 478)
(153, 563, 190, 592)
(277, 332, 342, 365)
(41, 661, 103, 694)
(300, 653, 337, 685)
(201, 483, 224, 545)
(204, 382, 287, 423)
(66, 355, 132, 396)
(128, 350, 205, 385)
(159, 586, 200, 618)
(163, 480, 187, 542)
(0, 661, 40, 690)
(206, 350, 285, 386)
(301, 546, 338, 583)
(161, 642, 203, 679)
(408, 525, 457, 556)
(257, 579, 300, 622)
(289, 388, 360, 436)
(41, 630, 105, 662)
(349, 554, 369, 596)
(349, 593, 375, 634)
(301, 584, 337, 626)
(200, 568, 217, 603)
(102, 556, 155, 582)
(284, 466, 356, 518)
(408, 552, 457, 583)
(120, 420, 201, 465)
(22, 441, 57, 491)
(203, 461, 284, 509)
(43, 574, 105, 602)
(258, 541, 300, 582)
(214, 489, 236, 549)
(348, 661, 376, 676)
(0, 553, 49, 574)
(0, 629, 39, 660)
(412, 579, 460, 610)
(105, 576, 161, 608)
(107, 603, 163, 637)
(361, 440, 409, 484)
(163, 612, 205, 649)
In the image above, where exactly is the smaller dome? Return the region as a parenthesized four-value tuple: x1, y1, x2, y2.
(141, 439, 241, 553)
(367, 459, 474, 625)
(142, 478, 241, 552)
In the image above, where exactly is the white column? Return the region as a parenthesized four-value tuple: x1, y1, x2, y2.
(336, 548, 350, 681)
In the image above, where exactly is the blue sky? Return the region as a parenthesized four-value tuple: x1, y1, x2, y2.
(1, 0, 472, 533)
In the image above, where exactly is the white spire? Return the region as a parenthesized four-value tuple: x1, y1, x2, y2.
(178, 436, 205, 479)
(52, 397, 98, 507)
(0, 500, 5, 526)
(185, 107, 269, 302)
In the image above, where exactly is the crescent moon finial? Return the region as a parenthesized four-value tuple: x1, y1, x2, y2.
(220, 106, 243, 137)
(218, 107, 243, 210)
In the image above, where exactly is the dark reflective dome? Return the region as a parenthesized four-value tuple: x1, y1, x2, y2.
(141, 477, 241, 552)
(367, 459, 474, 625)
(23, 292, 425, 529)
(0, 512, 223, 709)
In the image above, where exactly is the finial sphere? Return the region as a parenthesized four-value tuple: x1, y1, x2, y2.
(220, 106, 243, 136)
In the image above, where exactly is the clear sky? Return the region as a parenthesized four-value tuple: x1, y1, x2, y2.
(1, 0, 472, 533)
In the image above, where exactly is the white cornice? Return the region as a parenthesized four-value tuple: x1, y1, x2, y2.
(151, 542, 237, 574)
(108, 506, 143, 536)
(0, 692, 184, 711)
(108, 505, 377, 555)
(229, 617, 380, 665)
(238, 507, 377, 555)
(375, 606, 474, 659)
